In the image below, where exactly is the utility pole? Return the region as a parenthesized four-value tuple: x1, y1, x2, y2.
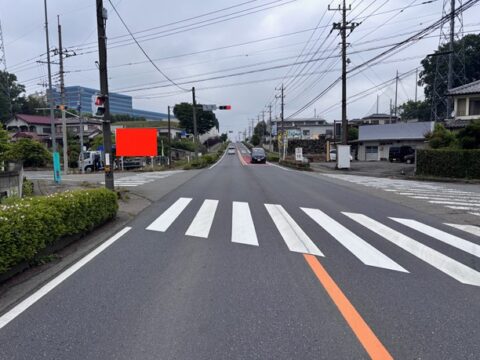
(57, 15, 68, 174)
(329, 0, 359, 145)
(268, 104, 272, 151)
(389, 99, 393, 123)
(96, 0, 114, 190)
(276, 84, 285, 159)
(447, 0, 455, 118)
(44, 0, 57, 155)
(77, 89, 85, 174)
(414, 68, 418, 102)
(376, 94, 379, 114)
(191, 87, 198, 159)
(167, 105, 172, 168)
(394, 70, 399, 118)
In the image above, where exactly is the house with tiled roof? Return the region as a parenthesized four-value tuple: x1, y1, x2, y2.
(448, 79, 480, 122)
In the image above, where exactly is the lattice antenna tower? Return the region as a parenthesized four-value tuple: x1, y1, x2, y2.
(431, 0, 466, 121)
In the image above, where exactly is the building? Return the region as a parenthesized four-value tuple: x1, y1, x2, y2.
(52, 86, 169, 120)
(6, 114, 103, 146)
(448, 79, 480, 123)
(350, 113, 401, 126)
(356, 121, 434, 161)
(272, 118, 333, 139)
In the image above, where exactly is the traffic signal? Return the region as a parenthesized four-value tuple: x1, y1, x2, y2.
(218, 105, 231, 110)
(55, 105, 68, 111)
(94, 94, 107, 117)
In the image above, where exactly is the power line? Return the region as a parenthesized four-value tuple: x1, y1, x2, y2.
(107, 0, 189, 92)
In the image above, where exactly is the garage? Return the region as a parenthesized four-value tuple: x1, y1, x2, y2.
(365, 146, 378, 161)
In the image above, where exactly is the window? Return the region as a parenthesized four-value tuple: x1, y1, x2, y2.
(457, 98, 467, 116)
(302, 130, 310, 136)
(43, 127, 51, 134)
(468, 97, 480, 116)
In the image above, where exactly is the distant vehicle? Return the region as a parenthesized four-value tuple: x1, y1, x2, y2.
(329, 149, 353, 161)
(250, 147, 266, 164)
(389, 146, 414, 162)
(79, 150, 103, 172)
(404, 153, 415, 164)
(228, 147, 236, 155)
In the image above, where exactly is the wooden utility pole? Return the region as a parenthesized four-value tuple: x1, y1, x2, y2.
(191, 87, 198, 159)
(57, 15, 68, 174)
(329, 0, 359, 145)
(394, 70, 399, 118)
(96, 0, 114, 190)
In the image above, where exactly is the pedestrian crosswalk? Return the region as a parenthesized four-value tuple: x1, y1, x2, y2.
(322, 174, 480, 217)
(102, 170, 184, 187)
(145, 197, 480, 287)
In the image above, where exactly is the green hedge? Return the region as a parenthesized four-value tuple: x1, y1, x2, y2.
(416, 149, 480, 179)
(0, 188, 118, 274)
(267, 152, 280, 162)
(279, 159, 311, 170)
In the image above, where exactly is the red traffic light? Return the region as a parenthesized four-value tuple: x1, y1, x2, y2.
(95, 95, 106, 106)
(218, 105, 231, 110)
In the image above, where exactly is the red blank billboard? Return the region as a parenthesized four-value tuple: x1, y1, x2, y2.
(116, 128, 158, 156)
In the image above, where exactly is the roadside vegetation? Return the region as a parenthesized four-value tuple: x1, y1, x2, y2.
(0, 188, 118, 276)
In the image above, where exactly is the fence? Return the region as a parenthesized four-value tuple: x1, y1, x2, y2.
(0, 162, 23, 199)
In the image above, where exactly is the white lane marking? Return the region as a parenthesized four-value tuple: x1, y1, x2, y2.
(447, 206, 480, 211)
(209, 148, 228, 169)
(343, 213, 480, 286)
(231, 202, 258, 246)
(0, 227, 132, 330)
(146, 197, 192, 232)
(390, 218, 480, 258)
(185, 199, 218, 238)
(470, 212, 480, 217)
(428, 200, 480, 207)
(409, 196, 480, 202)
(265, 204, 324, 256)
(302, 208, 407, 272)
(444, 223, 480, 238)
(267, 161, 293, 171)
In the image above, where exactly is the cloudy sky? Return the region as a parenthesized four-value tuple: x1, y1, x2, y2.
(2, 0, 479, 137)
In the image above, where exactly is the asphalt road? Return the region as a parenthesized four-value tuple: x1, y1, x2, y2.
(1, 143, 479, 359)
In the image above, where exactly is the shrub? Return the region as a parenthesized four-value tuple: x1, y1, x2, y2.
(416, 149, 480, 178)
(22, 178, 34, 197)
(0, 188, 118, 274)
(267, 153, 280, 162)
(279, 159, 311, 170)
(5, 138, 52, 167)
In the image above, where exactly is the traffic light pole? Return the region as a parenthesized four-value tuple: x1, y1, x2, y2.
(191, 87, 198, 159)
(96, 0, 114, 190)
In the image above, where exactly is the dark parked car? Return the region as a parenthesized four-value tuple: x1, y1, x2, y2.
(250, 148, 266, 164)
(403, 153, 415, 164)
(389, 146, 414, 162)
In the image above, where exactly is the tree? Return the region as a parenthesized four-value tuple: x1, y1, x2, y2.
(254, 121, 267, 138)
(251, 134, 260, 146)
(220, 133, 228, 142)
(348, 127, 358, 141)
(19, 94, 48, 115)
(457, 120, 480, 149)
(0, 71, 26, 124)
(0, 128, 11, 161)
(5, 138, 51, 167)
(419, 34, 480, 117)
(173, 102, 219, 135)
(425, 123, 456, 149)
(398, 100, 431, 121)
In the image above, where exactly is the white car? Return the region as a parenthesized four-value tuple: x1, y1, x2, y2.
(329, 149, 353, 161)
(227, 147, 236, 155)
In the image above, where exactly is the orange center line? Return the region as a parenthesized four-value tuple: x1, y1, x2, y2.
(303, 254, 394, 360)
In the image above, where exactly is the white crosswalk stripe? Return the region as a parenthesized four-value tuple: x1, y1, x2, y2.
(102, 170, 184, 187)
(146, 197, 192, 232)
(301, 208, 407, 272)
(445, 223, 480, 237)
(323, 174, 480, 217)
(344, 212, 480, 286)
(391, 218, 480, 258)
(265, 204, 324, 256)
(185, 200, 218, 238)
(145, 197, 480, 286)
(232, 202, 258, 246)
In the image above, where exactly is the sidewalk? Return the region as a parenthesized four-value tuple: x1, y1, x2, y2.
(310, 160, 415, 178)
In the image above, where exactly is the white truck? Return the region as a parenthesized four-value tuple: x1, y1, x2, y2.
(79, 151, 104, 172)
